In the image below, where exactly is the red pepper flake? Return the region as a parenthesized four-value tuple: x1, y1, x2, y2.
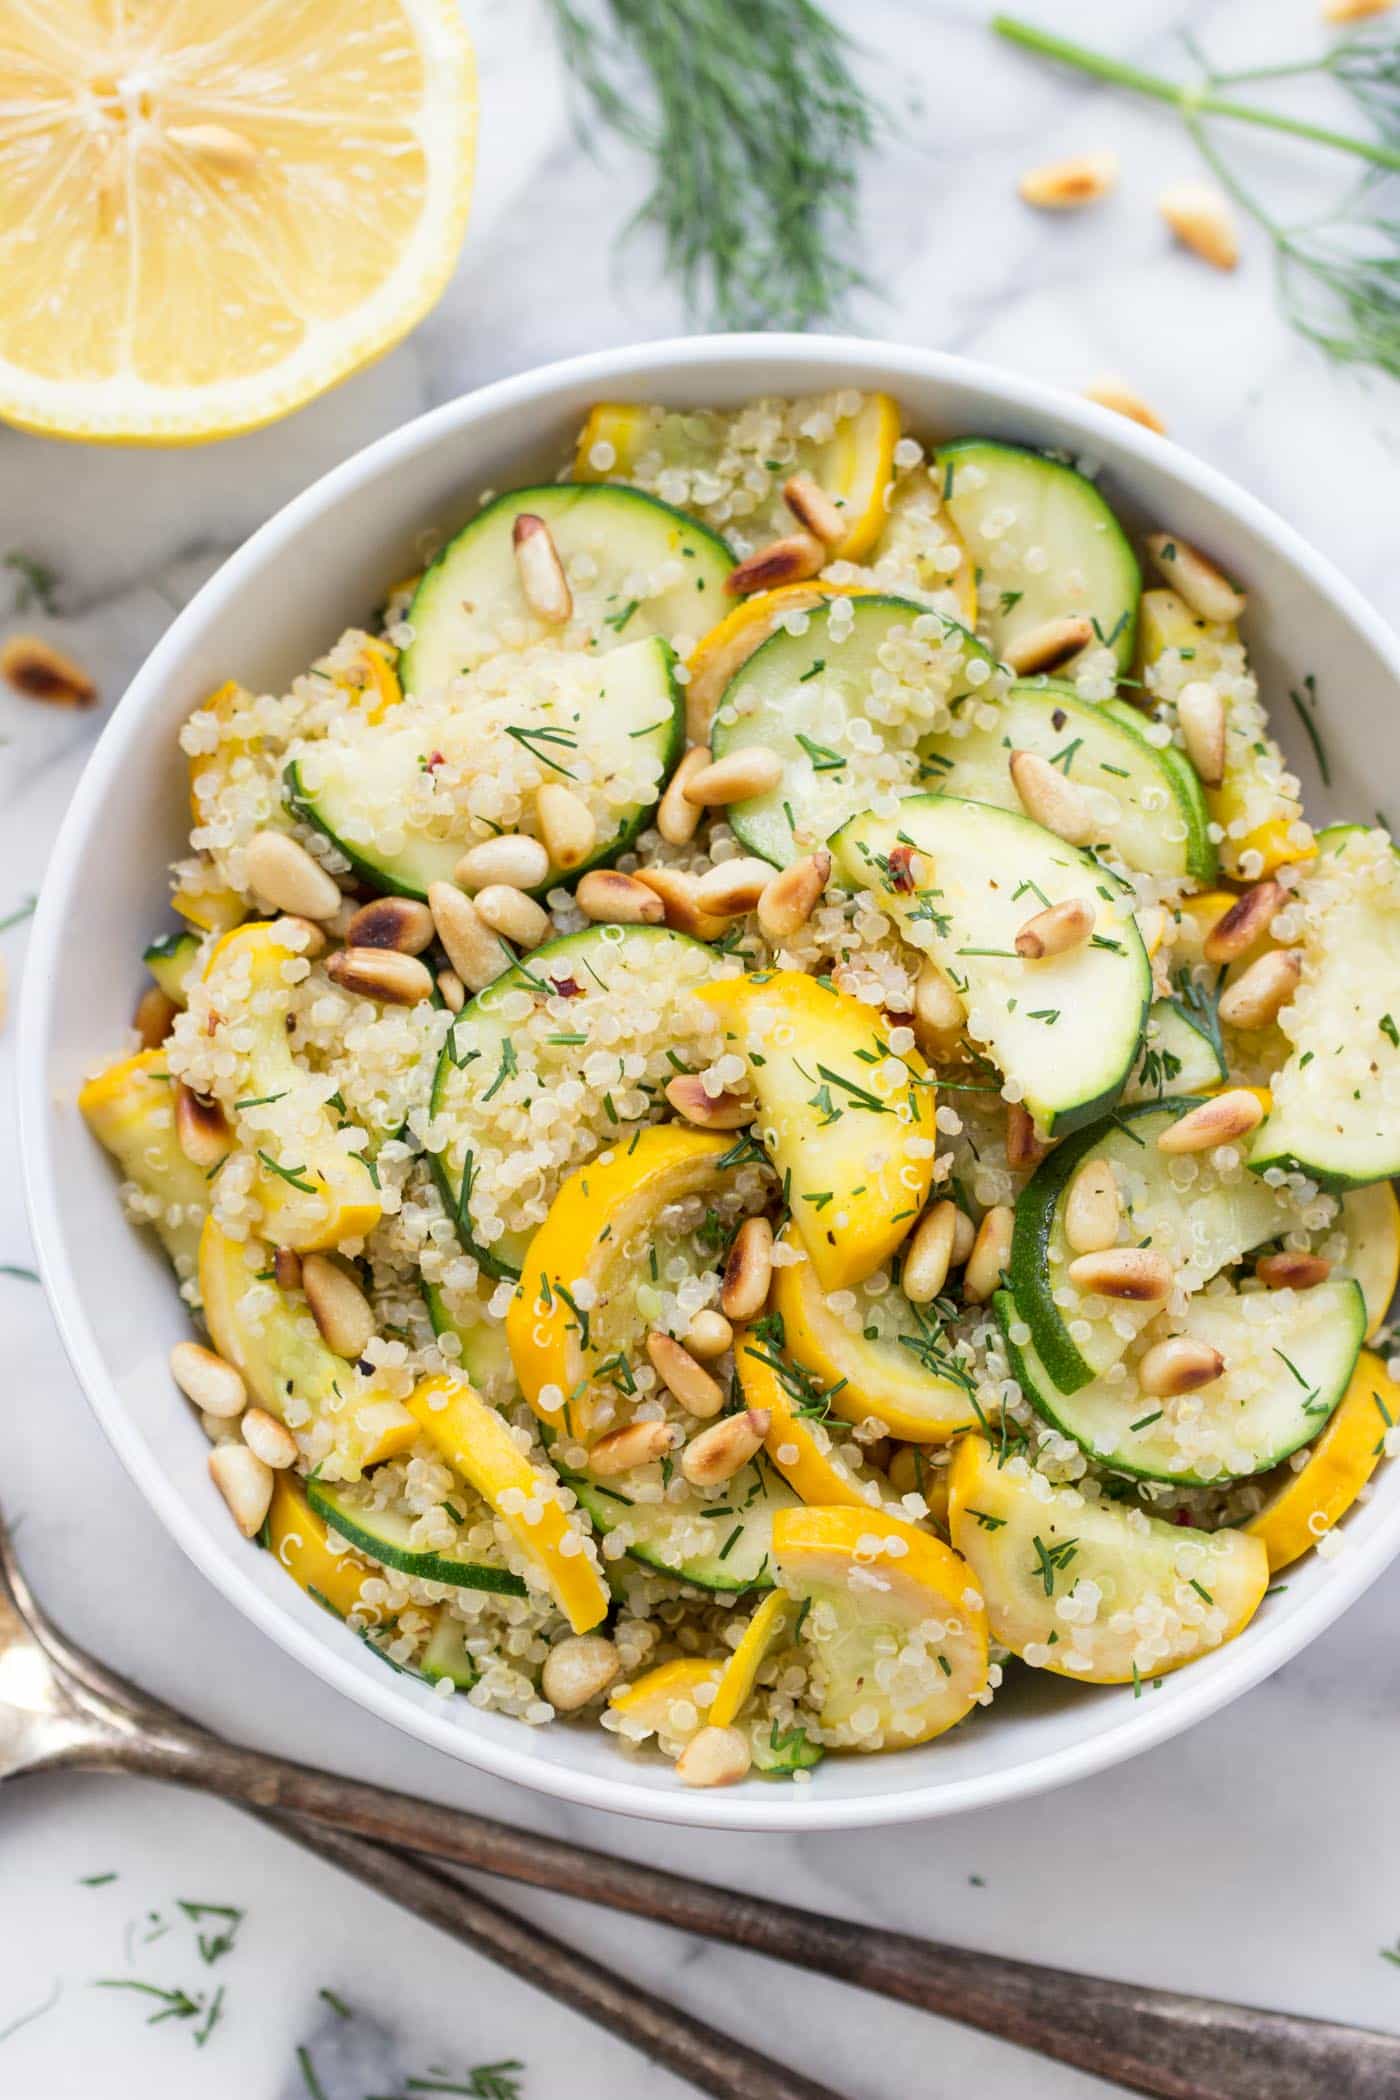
(887, 845, 917, 894)
(422, 749, 446, 773)
(550, 974, 582, 999)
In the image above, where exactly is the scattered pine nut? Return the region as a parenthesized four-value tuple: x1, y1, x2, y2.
(964, 1205, 1014, 1303)
(632, 866, 732, 942)
(272, 1246, 302, 1293)
(1156, 1089, 1264, 1154)
(665, 1074, 753, 1129)
(1137, 1338, 1225, 1398)
(428, 882, 509, 991)
(302, 1252, 377, 1359)
(1202, 880, 1284, 964)
(903, 1201, 958, 1304)
(1014, 896, 1093, 960)
(241, 1406, 298, 1469)
(657, 747, 711, 845)
(1145, 532, 1247, 623)
(686, 1309, 734, 1359)
(647, 1330, 725, 1418)
(270, 914, 328, 957)
(170, 1340, 246, 1419)
(1006, 1102, 1048, 1172)
(588, 1419, 677, 1476)
(721, 1215, 775, 1323)
(436, 968, 466, 1013)
(542, 1634, 621, 1711)
(757, 850, 830, 942)
(0, 634, 96, 706)
(724, 534, 825, 596)
(912, 960, 965, 1060)
(512, 512, 572, 622)
(1018, 151, 1118, 209)
(1009, 748, 1096, 846)
(174, 1081, 233, 1169)
(576, 869, 666, 926)
(1159, 182, 1239, 271)
(694, 857, 773, 916)
(244, 829, 342, 920)
(1083, 377, 1167, 435)
(326, 944, 435, 1006)
(344, 896, 435, 953)
(536, 782, 596, 870)
(454, 833, 551, 893)
(167, 122, 259, 173)
(474, 883, 552, 949)
(134, 984, 177, 1049)
(783, 474, 846, 547)
(208, 1443, 274, 1537)
(682, 746, 784, 806)
(1256, 1251, 1332, 1290)
(950, 1208, 977, 1266)
(1066, 1247, 1173, 1300)
(676, 1723, 752, 1788)
(1002, 614, 1094, 677)
(1177, 680, 1227, 787)
(681, 1408, 771, 1487)
(1064, 1157, 1121, 1255)
(1217, 949, 1301, 1031)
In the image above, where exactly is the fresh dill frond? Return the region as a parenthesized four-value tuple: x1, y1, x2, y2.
(544, 0, 883, 329)
(4, 551, 59, 615)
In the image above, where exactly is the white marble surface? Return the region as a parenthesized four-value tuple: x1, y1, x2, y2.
(4, 1, 1400, 2094)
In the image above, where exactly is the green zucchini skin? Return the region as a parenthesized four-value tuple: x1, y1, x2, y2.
(563, 1455, 796, 1595)
(142, 929, 201, 1005)
(305, 1477, 529, 1597)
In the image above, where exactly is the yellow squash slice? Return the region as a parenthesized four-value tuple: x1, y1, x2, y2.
(772, 1504, 988, 1749)
(405, 1375, 609, 1634)
(735, 1322, 883, 1509)
(0, 0, 476, 443)
(696, 972, 936, 1291)
(1340, 1182, 1400, 1339)
(607, 1657, 722, 1748)
(710, 1591, 795, 1728)
(79, 1048, 212, 1281)
(265, 1472, 386, 1624)
(1244, 1350, 1400, 1572)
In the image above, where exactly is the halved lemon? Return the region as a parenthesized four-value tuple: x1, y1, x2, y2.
(0, 0, 476, 443)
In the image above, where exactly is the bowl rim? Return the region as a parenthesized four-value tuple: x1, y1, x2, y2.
(20, 331, 1400, 1831)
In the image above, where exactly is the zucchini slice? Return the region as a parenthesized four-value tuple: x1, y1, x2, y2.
(78, 1049, 211, 1284)
(948, 1436, 1269, 1684)
(773, 1505, 989, 1748)
(1251, 825, 1400, 1188)
(1008, 1100, 1296, 1395)
(422, 1279, 516, 1401)
(1121, 996, 1227, 1104)
(569, 1456, 800, 1594)
(830, 794, 1151, 1137)
(287, 633, 683, 900)
(1244, 1347, 1400, 1572)
(918, 680, 1215, 882)
(264, 1472, 388, 1624)
(1001, 1277, 1365, 1485)
(305, 1477, 529, 1597)
(431, 924, 724, 1280)
(421, 1611, 480, 1691)
(143, 930, 201, 1007)
(708, 593, 993, 868)
(400, 484, 732, 698)
(937, 440, 1140, 673)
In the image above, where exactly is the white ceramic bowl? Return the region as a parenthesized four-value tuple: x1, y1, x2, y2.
(21, 336, 1400, 1830)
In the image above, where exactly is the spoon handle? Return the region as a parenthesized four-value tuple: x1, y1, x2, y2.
(107, 1727, 1400, 2100)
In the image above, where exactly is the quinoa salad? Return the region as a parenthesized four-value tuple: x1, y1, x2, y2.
(82, 390, 1400, 1789)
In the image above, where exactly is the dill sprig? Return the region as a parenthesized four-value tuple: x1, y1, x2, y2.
(544, 0, 883, 329)
(994, 16, 1400, 380)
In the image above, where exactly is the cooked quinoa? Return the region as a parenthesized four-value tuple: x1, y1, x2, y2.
(83, 387, 1400, 1788)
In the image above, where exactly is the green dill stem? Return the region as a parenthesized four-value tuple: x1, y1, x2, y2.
(992, 15, 1400, 171)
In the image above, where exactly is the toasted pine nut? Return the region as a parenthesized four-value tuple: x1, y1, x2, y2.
(134, 984, 177, 1049)
(647, 1330, 726, 1418)
(344, 896, 435, 953)
(686, 1309, 734, 1359)
(436, 969, 466, 1013)
(757, 850, 830, 942)
(724, 534, 825, 596)
(0, 634, 96, 706)
(1009, 749, 1096, 846)
(1202, 881, 1284, 964)
(1176, 680, 1227, 787)
(1067, 1247, 1173, 1300)
(903, 1201, 958, 1304)
(1014, 897, 1093, 960)
(1145, 532, 1247, 623)
(1157, 1089, 1264, 1154)
(174, 1081, 233, 1169)
(964, 1205, 1014, 1303)
(676, 1723, 752, 1788)
(475, 883, 552, 949)
(326, 944, 435, 1006)
(1018, 150, 1118, 209)
(657, 747, 711, 845)
(542, 1634, 621, 1711)
(681, 1408, 771, 1487)
(912, 959, 965, 1059)
(1003, 615, 1095, 677)
(632, 866, 732, 942)
(244, 829, 342, 920)
(167, 121, 259, 172)
(783, 474, 846, 547)
(576, 869, 666, 926)
(1159, 181, 1239, 271)
(950, 1208, 976, 1266)
(683, 746, 784, 806)
(694, 857, 773, 917)
(1083, 377, 1167, 435)
(209, 1442, 273, 1537)
(428, 882, 509, 992)
(1137, 1338, 1225, 1398)
(272, 1246, 302, 1293)
(721, 1215, 774, 1323)
(536, 783, 596, 870)
(302, 1252, 377, 1360)
(270, 914, 327, 957)
(1006, 1102, 1048, 1172)
(512, 512, 572, 622)
(1064, 1157, 1121, 1254)
(588, 1419, 677, 1476)
(170, 1340, 245, 1419)
(241, 1406, 298, 1469)
(665, 1075, 753, 1129)
(454, 833, 551, 893)
(1217, 949, 1301, 1032)
(1256, 1251, 1332, 1291)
